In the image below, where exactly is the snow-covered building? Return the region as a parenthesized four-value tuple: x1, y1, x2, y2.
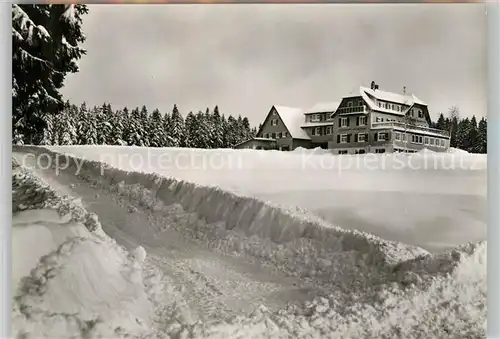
(238, 82, 451, 154)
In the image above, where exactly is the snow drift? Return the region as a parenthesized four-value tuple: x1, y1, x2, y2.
(12, 146, 487, 338)
(12, 161, 160, 338)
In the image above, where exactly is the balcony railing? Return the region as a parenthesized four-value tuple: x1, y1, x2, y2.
(371, 122, 450, 137)
(336, 106, 368, 114)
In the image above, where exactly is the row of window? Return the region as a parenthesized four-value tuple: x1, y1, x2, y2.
(311, 126, 333, 136)
(310, 114, 328, 122)
(263, 131, 288, 139)
(394, 132, 446, 147)
(376, 101, 425, 119)
(338, 132, 387, 144)
(337, 148, 384, 155)
(377, 101, 405, 112)
(339, 116, 367, 128)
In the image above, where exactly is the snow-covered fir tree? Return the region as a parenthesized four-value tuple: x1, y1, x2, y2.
(467, 115, 479, 153)
(40, 113, 55, 145)
(139, 105, 151, 147)
(211, 106, 224, 149)
(477, 117, 487, 154)
(455, 117, 471, 151)
(110, 108, 126, 145)
(127, 107, 142, 146)
(12, 4, 88, 144)
(149, 108, 165, 147)
(169, 105, 185, 147)
(184, 111, 198, 148)
(96, 104, 113, 145)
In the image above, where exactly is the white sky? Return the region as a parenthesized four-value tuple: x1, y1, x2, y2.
(62, 4, 487, 126)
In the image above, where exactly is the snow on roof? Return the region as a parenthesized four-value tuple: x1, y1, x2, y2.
(232, 137, 276, 148)
(274, 106, 311, 140)
(360, 86, 427, 107)
(303, 102, 340, 114)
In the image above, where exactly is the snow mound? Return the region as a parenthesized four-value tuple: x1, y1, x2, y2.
(292, 146, 330, 154)
(447, 147, 470, 154)
(11, 163, 160, 338)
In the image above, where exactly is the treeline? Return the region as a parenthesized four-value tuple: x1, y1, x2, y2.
(16, 101, 257, 148)
(432, 111, 487, 154)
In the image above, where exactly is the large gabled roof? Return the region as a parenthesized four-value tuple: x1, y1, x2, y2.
(360, 86, 427, 107)
(273, 105, 311, 140)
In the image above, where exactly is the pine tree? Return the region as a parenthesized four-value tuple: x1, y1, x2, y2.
(455, 117, 470, 151)
(121, 107, 134, 146)
(448, 106, 460, 148)
(128, 107, 143, 146)
(169, 105, 185, 147)
(435, 113, 446, 130)
(139, 105, 150, 147)
(96, 103, 113, 145)
(202, 108, 215, 148)
(477, 117, 487, 154)
(40, 113, 55, 145)
(225, 115, 238, 147)
(12, 4, 88, 144)
(110, 108, 126, 145)
(184, 111, 198, 148)
(149, 108, 165, 147)
(211, 106, 223, 149)
(467, 115, 479, 153)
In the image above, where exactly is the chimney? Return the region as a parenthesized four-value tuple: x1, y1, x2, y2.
(370, 81, 375, 90)
(374, 84, 379, 90)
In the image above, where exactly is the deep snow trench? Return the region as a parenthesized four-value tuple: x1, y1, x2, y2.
(12, 146, 487, 339)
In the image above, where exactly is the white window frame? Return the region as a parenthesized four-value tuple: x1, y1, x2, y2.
(430, 138, 435, 146)
(375, 117, 383, 123)
(357, 133, 366, 143)
(377, 132, 387, 142)
(418, 110, 424, 118)
(326, 126, 333, 135)
(283, 131, 287, 138)
(310, 114, 321, 122)
(440, 139, 445, 147)
(412, 135, 423, 144)
(340, 134, 348, 144)
(340, 117, 348, 127)
(315, 127, 322, 135)
(271, 119, 278, 126)
(347, 101, 353, 107)
(424, 137, 429, 145)
(395, 132, 401, 141)
(359, 116, 367, 126)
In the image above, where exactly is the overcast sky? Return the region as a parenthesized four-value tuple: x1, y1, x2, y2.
(61, 4, 487, 127)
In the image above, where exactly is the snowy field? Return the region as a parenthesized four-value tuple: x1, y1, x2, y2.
(47, 145, 487, 252)
(12, 146, 487, 338)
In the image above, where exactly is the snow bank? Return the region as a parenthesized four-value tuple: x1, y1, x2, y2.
(447, 147, 470, 154)
(12, 162, 161, 338)
(13, 146, 487, 338)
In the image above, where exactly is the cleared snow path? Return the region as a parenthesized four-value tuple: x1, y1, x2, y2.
(13, 151, 317, 324)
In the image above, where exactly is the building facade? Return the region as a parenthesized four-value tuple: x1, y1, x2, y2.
(240, 82, 451, 154)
